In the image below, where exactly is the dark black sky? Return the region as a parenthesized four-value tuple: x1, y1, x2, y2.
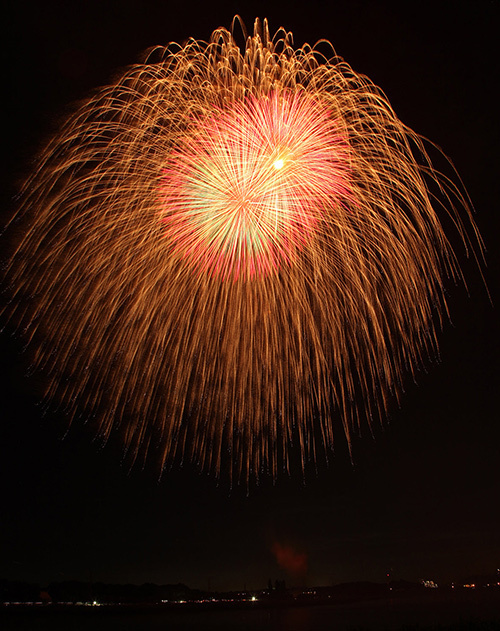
(1, 1, 498, 591)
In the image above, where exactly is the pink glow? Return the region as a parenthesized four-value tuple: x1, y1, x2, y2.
(161, 91, 352, 280)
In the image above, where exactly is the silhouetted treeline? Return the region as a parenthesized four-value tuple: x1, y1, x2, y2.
(0, 580, 40, 602)
(0, 580, 203, 604)
(2, 573, 499, 604)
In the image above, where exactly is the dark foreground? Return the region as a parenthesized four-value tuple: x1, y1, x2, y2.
(2, 589, 499, 631)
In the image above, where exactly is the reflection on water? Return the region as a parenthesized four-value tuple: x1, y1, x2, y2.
(2, 593, 500, 631)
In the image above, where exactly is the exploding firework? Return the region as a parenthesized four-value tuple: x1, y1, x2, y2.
(4, 18, 483, 482)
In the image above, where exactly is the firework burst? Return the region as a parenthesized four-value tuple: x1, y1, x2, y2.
(161, 91, 352, 279)
(4, 18, 483, 482)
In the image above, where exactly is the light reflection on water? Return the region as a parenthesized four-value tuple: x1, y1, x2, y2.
(2, 595, 500, 631)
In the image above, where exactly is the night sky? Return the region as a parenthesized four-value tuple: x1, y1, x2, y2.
(1, 1, 498, 592)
